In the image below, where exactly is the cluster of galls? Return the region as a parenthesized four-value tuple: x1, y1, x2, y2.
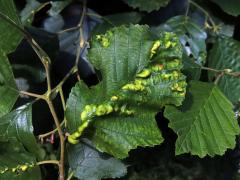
(68, 102, 134, 144)
(0, 163, 34, 175)
(96, 30, 113, 48)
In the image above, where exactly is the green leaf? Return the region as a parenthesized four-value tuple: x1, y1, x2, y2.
(0, 103, 41, 159)
(0, 0, 23, 52)
(66, 25, 187, 158)
(122, 0, 170, 12)
(0, 57, 19, 117)
(67, 142, 127, 180)
(0, 139, 41, 180)
(152, 16, 207, 80)
(0, 0, 24, 117)
(209, 0, 240, 16)
(208, 36, 240, 103)
(164, 81, 240, 157)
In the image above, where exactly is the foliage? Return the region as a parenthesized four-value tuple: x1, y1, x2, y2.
(0, 0, 240, 179)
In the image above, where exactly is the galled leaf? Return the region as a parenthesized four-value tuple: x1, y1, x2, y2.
(164, 81, 240, 157)
(66, 25, 187, 158)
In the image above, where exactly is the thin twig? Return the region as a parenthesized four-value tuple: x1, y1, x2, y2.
(38, 121, 65, 140)
(20, 91, 44, 99)
(47, 100, 65, 180)
(36, 160, 59, 166)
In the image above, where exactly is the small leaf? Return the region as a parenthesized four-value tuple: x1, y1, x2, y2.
(209, 0, 240, 16)
(208, 36, 240, 103)
(164, 81, 240, 157)
(67, 142, 127, 180)
(0, 103, 41, 159)
(122, 0, 170, 12)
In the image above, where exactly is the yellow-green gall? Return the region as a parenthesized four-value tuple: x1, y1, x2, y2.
(161, 73, 171, 80)
(165, 41, 171, 48)
(80, 111, 88, 121)
(106, 104, 113, 114)
(122, 84, 134, 90)
(111, 96, 119, 101)
(172, 71, 180, 79)
(20, 165, 28, 172)
(150, 40, 161, 58)
(96, 104, 107, 116)
(125, 110, 135, 115)
(134, 84, 145, 91)
(78, 121, 90, 133)
(12, 168, 17, 173)
(68, 136, 79, 144)
(96, 35, 110, 48)
(151, 64, 164, 72)
(136, 69, 151, 78)
(72, 131, 81, 138)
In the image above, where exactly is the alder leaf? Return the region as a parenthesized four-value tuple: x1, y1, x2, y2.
(164, 81, 240, 157)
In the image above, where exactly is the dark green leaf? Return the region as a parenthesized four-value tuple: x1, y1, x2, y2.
(164, 81, 240, 157)
(67, 142, 127, 180)
(208, 36, 240, 103)
(0, 103, 41, 159)
(209, 0, 240, 16)
(0, 0, 23, 52)
(122, 0, 170, 12)
(0, 0, 24, 117)
(0, 57, 19, 117)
